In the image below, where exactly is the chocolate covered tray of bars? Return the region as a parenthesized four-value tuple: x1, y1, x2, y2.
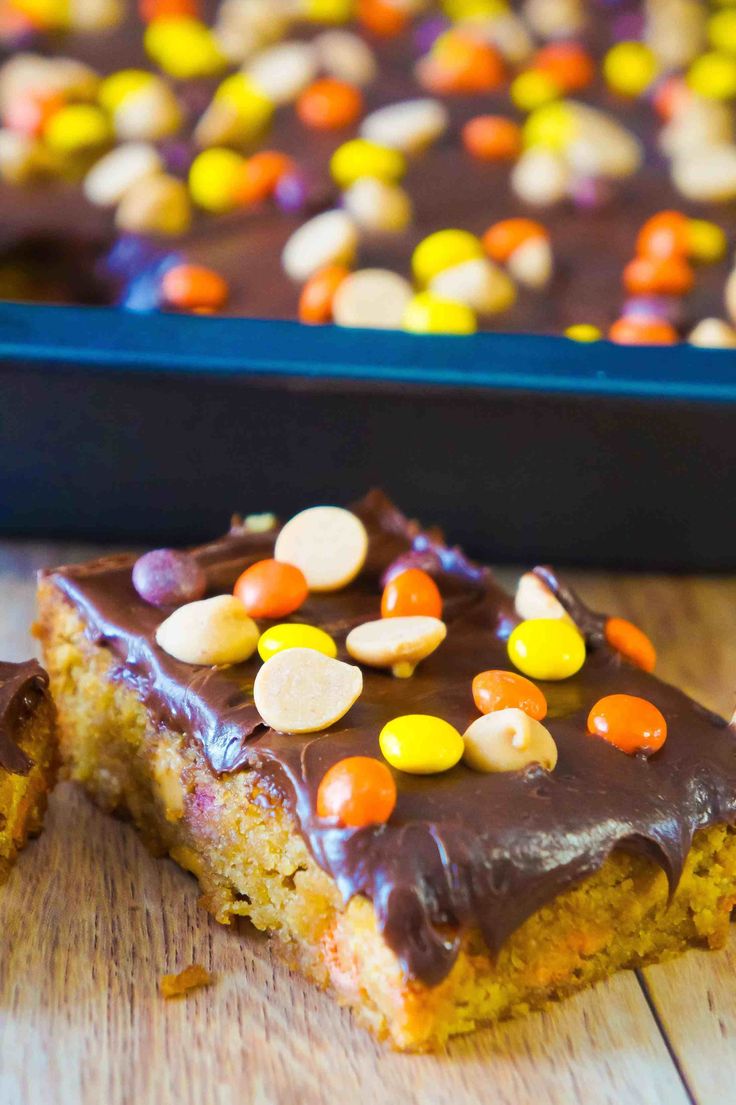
(1, 0, 735, 562)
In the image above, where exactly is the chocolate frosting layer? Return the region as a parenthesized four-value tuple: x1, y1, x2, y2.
(46, 492, 736, 985)
(0, 660, 50, 776)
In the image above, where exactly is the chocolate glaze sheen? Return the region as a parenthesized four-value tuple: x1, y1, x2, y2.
(47, 492, 736, 986)
(0, 660, 50, 776)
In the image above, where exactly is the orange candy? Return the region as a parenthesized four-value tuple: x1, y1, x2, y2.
(483, 218, 548, 262)
(424, 33, 505, 94)
(605, 617, 656, 673)
(622, 254, 694, 296)
(317, 756, 397, 828)
(297, 78, 363, 131)
(161, 264, 229, 311)
(358, 0, 408, 37)
(636, 210, 690, 261)
(381, 568, 443, 619)
(233, 558, 308, 619)
(533, 42, 594, 92)
(298, 264, 350, 324)
(462, 115, 521, 162)
(5, 89, 64, 137)
(139, 0, 199, 20)
(472, 670, 548, 721)
(652, 75, 691, 120)
(587, 693, 667, 756)
(233, 151, 294, 206)
(609, 316, 678, 345)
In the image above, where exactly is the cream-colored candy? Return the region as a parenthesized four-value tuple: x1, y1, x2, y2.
(253, 647, 362, 734)
(725, 269, 736, 326)
(332, 269, 413, 329)
(511, 148, 570, 206)
(688, 317, 736, 349)
(0, 129, 40, 184)
(507, 237, 554, 290)
(314, 29, 377, 86)
(523, 0, 585, 39)
(193, 100, 255, 148)
(342, 177, 412, 233)
(515, 572, 571, 623)
(660, 98, 733, 157)
(69, 0, 123, 30)
(244, 512, 277, 533)
(463, 708, 558, 773)
(566, 104, 642, 180)
(360, 98, 448, 155)
(0, 54, 98, 113)
(113, 80, 182, 142)
(156, 595, 259, 666)
(430, 258, 516, 315)
(672, 144, 736, 202)
(275, 505, 368, 591)
(282, 210, 358, 282)
(247, 41, 317, 104)
(214, 0, 291, 63)
(464, 13, 534, 64)
(346, 616, 446, 678)
(116, 173, 192, 236)
(83, 142, 162, 207)
(645, 0, 705, 70)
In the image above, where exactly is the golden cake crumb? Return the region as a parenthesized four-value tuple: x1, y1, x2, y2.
(160, 964, 214, 999)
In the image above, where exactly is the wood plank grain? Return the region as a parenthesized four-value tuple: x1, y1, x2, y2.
(2, 541, 729, 1105)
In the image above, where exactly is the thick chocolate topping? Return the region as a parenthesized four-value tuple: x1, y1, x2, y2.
(0, 659, 50, 776)
(47, 492, 736, 985)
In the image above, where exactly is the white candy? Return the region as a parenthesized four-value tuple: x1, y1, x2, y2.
(345, 616, 446, 678)
(507, 237, 554, 290)
(463, 12, 534, 64)
(113, 80, 181, 142)
(511, 148, 570, 206)
(314, 29, 377, 86)
(332, 269, 413, 329)
(688, 318, 736, 349)
(463, 708, 558, 773)
(342, 177, 412, 233)
(660, 99, 733, 158)
(275, 506, 368, 592)
(645, 0, 705, 70)
(515, 572, 571, 623)
(430, 258, 516, 315)
(253, 647, 362, 734)
(156, 595, 259, 666)
(672, 144, 736, 202)
(83, 143, 162, 207)
(69, 0, 123, 30)
(567, 103, 642, 179)
(115, 173, 192, 236)
(0, 129, 39, 184)
(726, 269, 736, 326)
(360, 98, 449, 155)
(523, 0, 585, 40)
(247, 41, 317, 104)
(214, 0, 291, 63)
(0, 54, 98, 113)
(281, 210, 358, 282)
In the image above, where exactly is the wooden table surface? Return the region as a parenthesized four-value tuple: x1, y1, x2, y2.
(1, 539, 736, 1105)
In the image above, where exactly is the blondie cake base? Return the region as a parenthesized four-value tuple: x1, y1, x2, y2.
(0, 663, 57, 885)
(37, 581, 736, 1051)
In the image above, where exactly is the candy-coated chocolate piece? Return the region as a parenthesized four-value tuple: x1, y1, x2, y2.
(507, 618, 586, 681)
(587, 693, 667, 756)
(533, 41, 594, 93)
(603, 41, 658, 97)
(257, 623, 337, 662)
(161, 263, 228, 311)
(472, 670, 547, 720)
(132, 548, 206, 607)
(330, 137, 405, 187)
(188, 147, 243, 212)
(233, 151, 294, 205)
(483, 218, 547, 263)
(412, 229, 483, 285)
(317, 756, 397, 827)
(402, 292, 477, 335)
(379, 714, 463, 774)
(565, 323, 602, 342)
(234, 559, 308, 620)
(462, 114, 521, 161)
(298, 264, 351, 324)
(636, 211, 690, 260)
(609, 315, 678, 345)
(604, 617, 656, 672)
(297, 77, 363, 130)
(381, 568, 442, 619)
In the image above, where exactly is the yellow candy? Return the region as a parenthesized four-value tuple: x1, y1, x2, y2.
(507, 618, 586, 682)
(303, 0, 354, 22)
(709, 9, 736, 54)
(688, 51, 736, 100)
(189, 147, 244, 212)
(603, 41, 658, 97)
(688, 218, 728, 263)
(379, 714, 464, 775)
(99, 69, 153, 113)
(44, 104, 110, 153)
(330, 139, 406, 189)
(523, 101, 576, 151)
(257, 623, 338, 662)
(403, 292, 477, 335)
(214, 73, 274, 132)
(565, 324, 602, 342)
(144, 17, 226, 80)
(412, 229, 483, 286)
(443, 0, 508, 18)
(510, 70, 561, 112)
(11, 0, 67, 28)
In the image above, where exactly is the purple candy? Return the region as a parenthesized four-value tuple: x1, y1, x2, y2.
(571, 176, 613, 211)
(159, 138, 196, 177)
(622, 295, 683, 326)
(132, 548, 207, 607)
(274, 171, 310, 214)
(413, 16, 447, 54)
(612, 12, 645, 39)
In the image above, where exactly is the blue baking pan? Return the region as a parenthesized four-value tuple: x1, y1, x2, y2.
(1, 300, 735, 568)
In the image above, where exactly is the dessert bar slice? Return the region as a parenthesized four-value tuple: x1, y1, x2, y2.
(36, 493, 736, 1050)
(0, 660, 57, 884)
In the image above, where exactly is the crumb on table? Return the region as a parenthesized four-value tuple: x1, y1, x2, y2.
(160, 964, 214, 999)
